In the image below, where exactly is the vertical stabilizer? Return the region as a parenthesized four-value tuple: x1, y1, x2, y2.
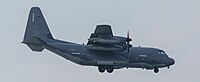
(22, 7, 53, 51)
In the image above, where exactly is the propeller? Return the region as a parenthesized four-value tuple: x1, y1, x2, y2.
(126, 30, 132, 62)
(126, 30, 132, 53)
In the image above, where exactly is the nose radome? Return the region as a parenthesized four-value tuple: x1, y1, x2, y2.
(169, 58, 175, 65)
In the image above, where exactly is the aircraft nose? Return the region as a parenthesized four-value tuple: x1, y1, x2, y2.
(168, 58, 175, 65)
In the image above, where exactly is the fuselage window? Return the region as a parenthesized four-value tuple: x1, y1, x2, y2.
(159, 50, 165, 55)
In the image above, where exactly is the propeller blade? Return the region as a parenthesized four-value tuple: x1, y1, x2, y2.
(127, 30, 129, 38)
(127, 30, 131, 62)
(127, 30, 130, 53)
(126, 30, 133, 62)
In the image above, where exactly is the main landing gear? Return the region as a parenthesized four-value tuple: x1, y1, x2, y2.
(98, 67, 105, 73)
(98, 66, 114, 73)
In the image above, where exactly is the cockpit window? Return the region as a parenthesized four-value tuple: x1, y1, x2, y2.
(159, 50, 165, 55)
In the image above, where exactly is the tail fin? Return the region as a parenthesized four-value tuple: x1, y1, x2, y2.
(22, 7, 54, 52)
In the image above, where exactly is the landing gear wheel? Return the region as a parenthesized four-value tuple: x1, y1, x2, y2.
(107, 68, 114, 73)
(167, 66, 170, 69)
(154, 68, 159, 73)
(98, 67, 105, 73)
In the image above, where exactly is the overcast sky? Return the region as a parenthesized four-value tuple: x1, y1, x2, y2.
(0, 0, 199, 82)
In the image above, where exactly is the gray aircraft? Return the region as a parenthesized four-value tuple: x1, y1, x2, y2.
(22, 7, 175, 73)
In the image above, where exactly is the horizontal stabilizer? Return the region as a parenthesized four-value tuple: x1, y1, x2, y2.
(27, 44, 44, 52)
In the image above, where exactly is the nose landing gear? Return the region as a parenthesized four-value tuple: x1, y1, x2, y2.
(167, 66, 170, 69)
(154, 68, 159, 73)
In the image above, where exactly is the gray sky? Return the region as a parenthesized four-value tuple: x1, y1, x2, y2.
(0, 0, 199, 82)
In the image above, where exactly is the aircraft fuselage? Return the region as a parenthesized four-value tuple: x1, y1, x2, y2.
(42, 39, 174, 73)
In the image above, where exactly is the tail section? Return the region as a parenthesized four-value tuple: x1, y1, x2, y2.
(22, 7, 54, 52)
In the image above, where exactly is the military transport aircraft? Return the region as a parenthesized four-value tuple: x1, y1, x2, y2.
(22, 7, 175, 73)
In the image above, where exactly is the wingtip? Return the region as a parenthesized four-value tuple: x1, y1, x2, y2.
(31, 7, 41, 10)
